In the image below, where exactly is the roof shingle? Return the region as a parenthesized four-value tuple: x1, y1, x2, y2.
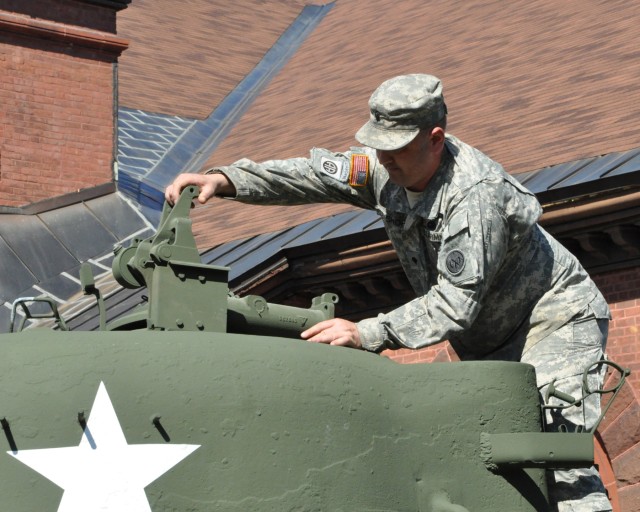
(116, 0, 640, 249)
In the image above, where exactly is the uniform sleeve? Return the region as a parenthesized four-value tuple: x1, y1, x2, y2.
(357, 185, 512, 352)
(211, 148, 382, 210)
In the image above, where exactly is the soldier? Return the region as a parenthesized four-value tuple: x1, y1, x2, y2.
(166, 74, 611, 511)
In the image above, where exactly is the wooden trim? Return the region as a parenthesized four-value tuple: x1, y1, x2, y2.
(541, 190, 640, 227)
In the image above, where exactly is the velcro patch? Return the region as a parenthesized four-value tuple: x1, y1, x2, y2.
(446, 250, 465, 275)
(349, 154, 369, 186)
(320, 157, 349, 182)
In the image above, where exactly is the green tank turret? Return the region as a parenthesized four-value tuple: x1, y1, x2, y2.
(1, 187, 630, 512)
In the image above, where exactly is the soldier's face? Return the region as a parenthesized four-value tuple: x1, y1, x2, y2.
(376, 129, 443, 192)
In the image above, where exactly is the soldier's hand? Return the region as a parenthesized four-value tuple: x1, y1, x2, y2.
(165, 172, 236, 206)
(301, 318, 363, 349)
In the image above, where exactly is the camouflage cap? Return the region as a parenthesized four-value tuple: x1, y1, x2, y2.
(355, 74, 447, 151)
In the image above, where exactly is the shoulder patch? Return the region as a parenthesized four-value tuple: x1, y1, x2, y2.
(446, 250, 465, 275)
(349, 154, 369, 187)
(320, 156, 349, 182)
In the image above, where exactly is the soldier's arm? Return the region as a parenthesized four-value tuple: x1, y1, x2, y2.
(173, 148, 381, 209)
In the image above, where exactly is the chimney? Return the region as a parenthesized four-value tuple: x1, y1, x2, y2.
(0, 0, 130, 208)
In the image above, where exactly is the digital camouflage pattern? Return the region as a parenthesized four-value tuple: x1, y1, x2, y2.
(210, 133, 611, 510)
(523, 305, 611, 511)
(212, 134, 609, 356)
(355, 74, 448, 151)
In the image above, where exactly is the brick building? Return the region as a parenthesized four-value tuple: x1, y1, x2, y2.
(0, 0, 128, 206)
(0, 0, 638, 509)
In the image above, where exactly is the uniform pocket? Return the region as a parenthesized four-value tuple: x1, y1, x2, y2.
(445, 211, 468, 238)
(570, 310, 607, 354)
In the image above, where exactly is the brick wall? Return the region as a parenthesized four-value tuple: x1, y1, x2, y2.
(594, 266, 640, 395)
(0, 40, 114, 206)
(0, 1, 128, 207)
(385, 342, 458, 364)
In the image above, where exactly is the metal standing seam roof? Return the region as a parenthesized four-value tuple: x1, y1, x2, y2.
(0, 193, 154, 333)
(519, 147, 640, 202)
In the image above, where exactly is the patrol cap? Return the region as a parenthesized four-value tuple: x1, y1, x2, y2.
(355, 74, 447, 151)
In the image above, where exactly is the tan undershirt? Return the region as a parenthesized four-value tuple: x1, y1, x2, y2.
(405, 188, 424, 209)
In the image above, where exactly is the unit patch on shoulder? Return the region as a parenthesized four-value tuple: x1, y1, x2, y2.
(349, 153, 369, 187)
(446, 250, 465, 276)
(320, 156, 349, 182)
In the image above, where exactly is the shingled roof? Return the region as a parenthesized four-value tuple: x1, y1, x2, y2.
(114, 0, 640, 250)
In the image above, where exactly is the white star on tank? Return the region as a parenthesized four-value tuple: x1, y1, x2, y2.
(8, 382, 200, 511)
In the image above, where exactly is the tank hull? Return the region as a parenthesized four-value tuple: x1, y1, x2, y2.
(1, 330, 548, 511)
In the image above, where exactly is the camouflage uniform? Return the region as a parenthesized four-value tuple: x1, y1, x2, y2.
(209, 74, 612, 511)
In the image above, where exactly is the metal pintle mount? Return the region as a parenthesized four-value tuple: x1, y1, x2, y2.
(109, 186, 338, 335)
(112, 185, 229, 332)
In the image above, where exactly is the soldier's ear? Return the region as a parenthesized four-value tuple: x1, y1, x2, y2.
(430, 127, 445, 151)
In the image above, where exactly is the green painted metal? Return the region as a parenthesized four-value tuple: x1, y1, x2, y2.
(110, 186, 337, 335)
(480, 433, 594, 471)
(112, 185, 231, 332)
(10, 296, 68, 333)
(2, 330, 550, 511)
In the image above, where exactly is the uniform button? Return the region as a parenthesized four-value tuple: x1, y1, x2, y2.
(426, 220, 437, 230)
(411, 257, 418, 263)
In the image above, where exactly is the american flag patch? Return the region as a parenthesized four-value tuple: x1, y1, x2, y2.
(349, 154, 369, 186)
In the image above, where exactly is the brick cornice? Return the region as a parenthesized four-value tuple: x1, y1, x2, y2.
(0, 11, 129, 56)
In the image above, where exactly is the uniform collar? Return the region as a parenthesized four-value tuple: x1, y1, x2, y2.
(404, 146, 453, 230)
(383, 145, 452, 228)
